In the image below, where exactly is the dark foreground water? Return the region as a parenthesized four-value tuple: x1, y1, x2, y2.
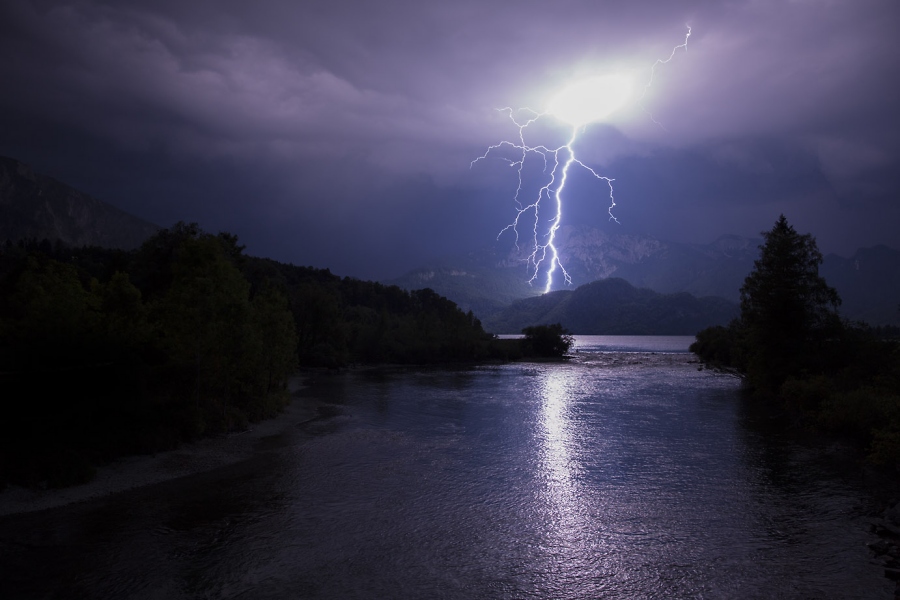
(0, 336, 892, 599)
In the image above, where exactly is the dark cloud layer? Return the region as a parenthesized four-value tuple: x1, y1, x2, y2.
(2, 0, 898, 279)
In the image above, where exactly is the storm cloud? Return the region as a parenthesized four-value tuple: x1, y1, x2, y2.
(2, 0, 898, 278)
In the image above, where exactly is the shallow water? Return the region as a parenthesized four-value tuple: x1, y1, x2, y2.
(0, 337, 892, 598)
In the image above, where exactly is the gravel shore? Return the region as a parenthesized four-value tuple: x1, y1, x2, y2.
(0, 377, 317, 517)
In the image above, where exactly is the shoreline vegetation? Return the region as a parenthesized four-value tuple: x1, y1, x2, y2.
(0, 224, 572, 491)
(690, 216, 900, 471)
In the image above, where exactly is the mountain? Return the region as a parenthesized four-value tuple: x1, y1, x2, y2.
(543, 226, 759, 302)
(390, 225, 756, 316)
(391, 225, 899, 326)
(0, 156, 159, 250)
(389, 244, 544, 319)
(482, 277, 739, 335)
(389, 227, 754, 319)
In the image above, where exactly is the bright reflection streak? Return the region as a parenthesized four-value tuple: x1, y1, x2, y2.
(537, 367, 591, 560)
(540, 370, 577, 490)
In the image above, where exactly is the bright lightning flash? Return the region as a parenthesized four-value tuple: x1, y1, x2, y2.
(473, 28, 690, 294)
(549, 74, 633, 127)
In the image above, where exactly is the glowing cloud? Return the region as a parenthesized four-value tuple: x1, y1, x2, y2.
(473, 27, 691, 294)
(548, 74, 633, 127)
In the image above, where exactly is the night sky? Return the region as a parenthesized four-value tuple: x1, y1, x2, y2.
(2, 0, 898, 280)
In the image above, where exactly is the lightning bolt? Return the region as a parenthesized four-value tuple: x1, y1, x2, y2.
(639, 25, 692, 128)
(472, 26, 691, 294)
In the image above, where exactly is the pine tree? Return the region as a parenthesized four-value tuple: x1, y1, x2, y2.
(739, 215, 841, 391)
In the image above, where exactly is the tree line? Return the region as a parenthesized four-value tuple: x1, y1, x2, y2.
(691, 215, 900, 468)
(0, 223, 523, 488)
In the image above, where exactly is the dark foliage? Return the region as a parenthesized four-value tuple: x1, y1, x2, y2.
(738, 215, 842, 391)
(270, 263, 508, 367)
(0, 225, 298, 487)
(691, 215, 900, 467)
(689, 320, 746, 373)
(521, 323, 574, 358)
(0, 224, 517, 487)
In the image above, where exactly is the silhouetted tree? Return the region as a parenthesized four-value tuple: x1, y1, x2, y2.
(738, 215, 841, 391)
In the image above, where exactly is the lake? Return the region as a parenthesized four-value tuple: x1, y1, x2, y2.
(0, 336, 892, 598)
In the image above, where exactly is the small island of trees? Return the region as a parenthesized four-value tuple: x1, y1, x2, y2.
(521, 324, 574, 358)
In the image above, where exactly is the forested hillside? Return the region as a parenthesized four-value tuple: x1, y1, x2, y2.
(0, 224, 504, 488)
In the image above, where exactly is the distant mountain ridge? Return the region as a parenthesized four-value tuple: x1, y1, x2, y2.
(547, 226, 759, 301)
(389, 225, 757, 319)
(389, 247, 542, 320)
(0, 156, 159, 250)
(391, 225, 900, 327)
(483, 277, 739, 335)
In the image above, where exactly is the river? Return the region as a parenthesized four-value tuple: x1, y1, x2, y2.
(0, 336, 892, 598)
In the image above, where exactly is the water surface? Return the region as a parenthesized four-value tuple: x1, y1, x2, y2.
(0, 336, 890, 598)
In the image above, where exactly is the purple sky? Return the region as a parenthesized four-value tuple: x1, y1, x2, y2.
(2, 0, 898, 280)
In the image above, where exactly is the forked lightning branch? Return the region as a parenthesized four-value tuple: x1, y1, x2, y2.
(472, 27, 691, 294)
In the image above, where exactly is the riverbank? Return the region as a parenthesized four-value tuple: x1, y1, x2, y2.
(0, 377, 318, 517)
